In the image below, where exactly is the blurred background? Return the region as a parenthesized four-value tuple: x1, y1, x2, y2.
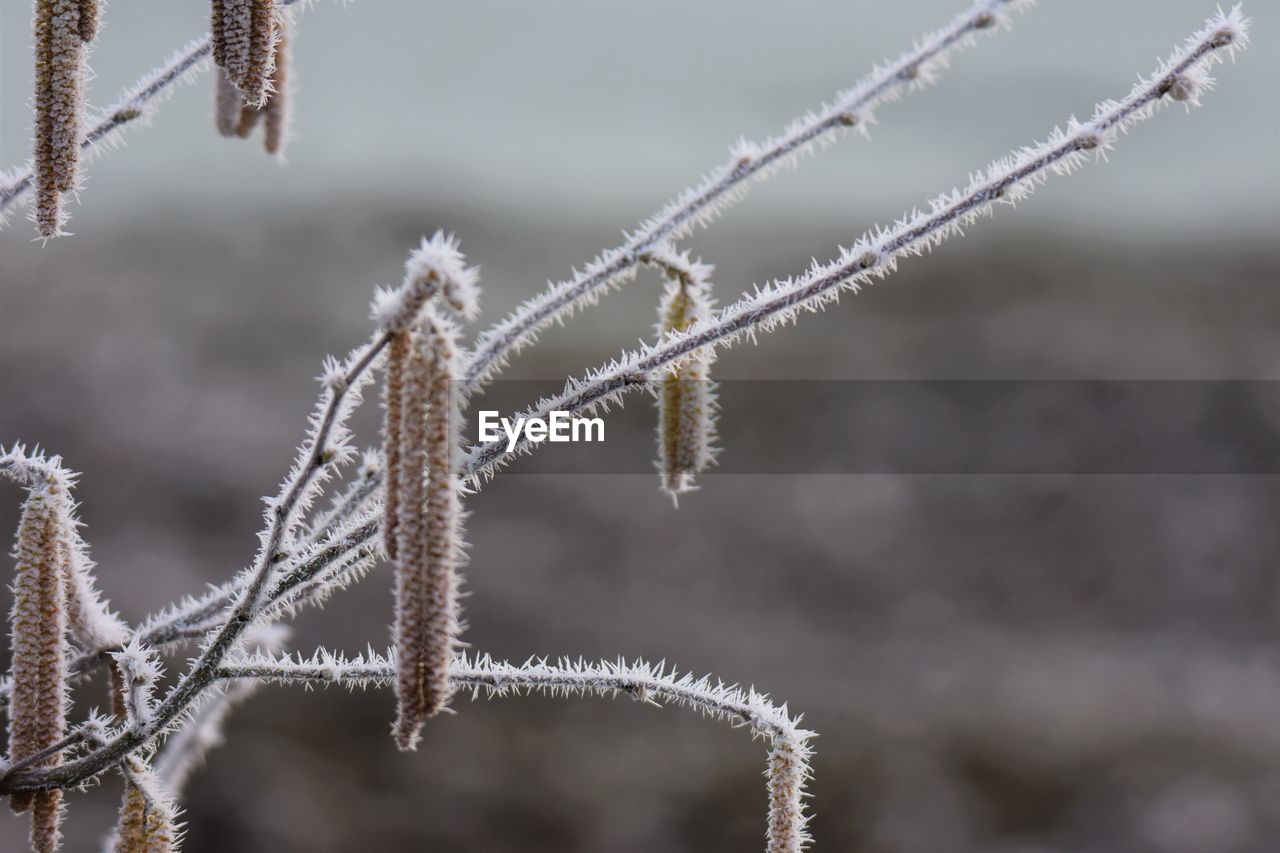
(2, 0, 1280, 850)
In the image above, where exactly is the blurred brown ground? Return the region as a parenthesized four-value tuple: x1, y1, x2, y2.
(1, 203, 1279, 852)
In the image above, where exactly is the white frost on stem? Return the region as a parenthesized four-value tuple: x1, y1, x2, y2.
(219, 651, 816, 852)
(461, 5, 1250, 482)
(462, 0, 1034, 389)
(372, 231, 481, 334)
(109, 641, 163, 735)
(152, 625, 286, 799)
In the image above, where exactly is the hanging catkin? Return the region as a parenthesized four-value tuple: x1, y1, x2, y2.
(381, 330, 412, 562)
(110, 759, 178, 853)
(214, 13, 291, 156)
(651, 249, 717, 501)
(376, 234, 478, 749)
(391, 308, 464, 749)
(211, 0, 277, 106)
(214, 67, 243, 138)
(76, 0, 100, 43)
(7, 479, 70, 852)
(262, 23, 291, 155)
(33, 0, 88, 237)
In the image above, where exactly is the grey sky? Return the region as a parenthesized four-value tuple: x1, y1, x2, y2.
(1, 0, 1277, 237)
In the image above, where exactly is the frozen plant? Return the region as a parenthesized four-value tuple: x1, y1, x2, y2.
(649, 245, 719, 500)
(0, 2, 1254, 851)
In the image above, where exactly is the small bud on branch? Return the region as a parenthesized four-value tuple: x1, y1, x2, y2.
(648, 246, 718, 501)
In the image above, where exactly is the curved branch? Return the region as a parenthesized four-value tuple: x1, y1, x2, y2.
(218, 651, 815, 852)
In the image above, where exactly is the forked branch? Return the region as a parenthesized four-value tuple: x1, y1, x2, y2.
(461, 6, 1249, 481)
(462, 0, 1034, 388)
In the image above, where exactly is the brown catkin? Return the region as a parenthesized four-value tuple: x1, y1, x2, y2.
(766, 737, 809, 852)
(112, 761, 177, 853)
(381, 331, 412, 562)
(31, 793, 63, 853)
(392, 310, 463, 749)
(109, 662, 129, 722)
(214, 0, 251, 86)
(214, 66, 243, 137)
(210, 0, 226, 67)
(7, 482, 69, 851)
(241, 0, 278, 107)
(33, 0, 86, 236)
(235, 102, 262, 138)
(215, 14, 290, 154)
(656, 267, 716, 499)
(76, 0, 100, 43)
(262, 22, 290, 155)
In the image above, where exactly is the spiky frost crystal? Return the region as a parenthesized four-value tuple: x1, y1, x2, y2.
(110, 759, 179, 853)
(211, 0, 278, 107)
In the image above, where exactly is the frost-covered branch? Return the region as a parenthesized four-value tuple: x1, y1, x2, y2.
(9, 0, 1244, 692)
(461, 6, 1249, 482)
(0, 236, 482, 794)
(218, 652, 815, 852)
(153, 624, 286, 800)
(462, 0, 1033, 388)
(0, 0, 309, 224)
(0, 505, 378, 707)
(0, 12, 1254, 853)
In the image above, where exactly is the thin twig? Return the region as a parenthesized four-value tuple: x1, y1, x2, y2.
(460, 10, 1247, 482)
(461, 0, 1033, 389)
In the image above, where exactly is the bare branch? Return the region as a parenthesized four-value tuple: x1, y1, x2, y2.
(462, 0, 1034, 390)
(460, 6, 1249, 482)
(218, 652, 816, 852)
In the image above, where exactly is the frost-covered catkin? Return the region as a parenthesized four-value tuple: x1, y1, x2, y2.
(76, 0, 100, 43)
(211, 0, 248, 88)
(393, 308, 465, 749)
(242, 0, 278, 107)
(33, 0, 87, 237)
(378, 232, 480, 562)
(381, 331, 411, 562)
(652, 250, 717, 500)
(262, 22, 290, 155)
(211, 0, 275, 106)
(216, 13, 290, 151)
(210, 0, 225, 66)
(111, 759, 178, 853)
(214, 67, 243, 137)
(766, 734, 812, 852)
(7, 481, 69, 852)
